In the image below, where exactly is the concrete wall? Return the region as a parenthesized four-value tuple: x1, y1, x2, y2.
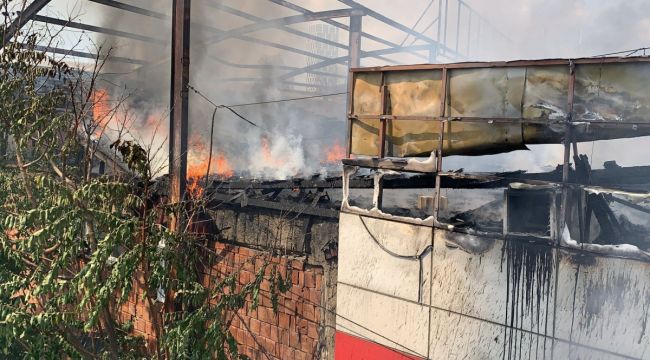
(335, 212, 650, 359)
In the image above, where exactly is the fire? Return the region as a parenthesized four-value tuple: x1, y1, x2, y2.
(260, 136, 285, 167)
(323, 140, 346, 163)
(187, 134, 233, 198)
(91, 88, 113, 136)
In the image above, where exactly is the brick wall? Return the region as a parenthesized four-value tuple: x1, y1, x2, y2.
(117, 240, 327, 359)
(115, 270, 159, 351)
(204, 241, 325, 360)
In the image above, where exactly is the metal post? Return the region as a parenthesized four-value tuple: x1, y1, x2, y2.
(170, 0, 190, 224)
(345, 14, 362, 157)
(348, 15, 362, 68)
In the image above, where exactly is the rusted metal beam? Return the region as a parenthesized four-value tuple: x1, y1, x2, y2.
(2, 0, 52, 47)
(208, 192, 340, 219)
(32, 14, 165, 44)
(350, 55, 650, 72)
(169, 0, 190, 214)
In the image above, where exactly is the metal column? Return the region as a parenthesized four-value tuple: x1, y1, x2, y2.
(348, 14, 362, 68)
(170, 0, 191, 218)
(345, 14, 362, 157)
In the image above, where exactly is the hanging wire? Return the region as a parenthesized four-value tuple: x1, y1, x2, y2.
(204, 107, 217, 189)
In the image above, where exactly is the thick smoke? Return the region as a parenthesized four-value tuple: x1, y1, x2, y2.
(60, 0, 650, 177)
(91, 1, 346, 179)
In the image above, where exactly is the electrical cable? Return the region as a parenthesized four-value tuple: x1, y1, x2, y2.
(590, 46, 650, 58)
(358, 214, 433, 303)
(187, 84, 260, 128)
(204, 107, 217, 189)
(225, 91, 347, 108)
(358, 215, 431, 260)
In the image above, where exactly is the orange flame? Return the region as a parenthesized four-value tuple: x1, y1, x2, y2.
(323, 140, 346, 163)
(92, 88, 113, 136)
(260, 137, 285, 167)
(187, 134, 233, 198)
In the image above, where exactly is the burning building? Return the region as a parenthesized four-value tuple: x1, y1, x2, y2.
(334, 57, 650, 359)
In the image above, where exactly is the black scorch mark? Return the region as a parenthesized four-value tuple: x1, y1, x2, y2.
(501, 238, 554, 360)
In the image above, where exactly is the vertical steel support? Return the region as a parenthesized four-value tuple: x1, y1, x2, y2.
(345, 14, 362, 157)
(348, 15, 362, 68)
(170, 0, 191, 222)
(560, 61, 576, 238)
(455, 1, 461, 52)
(433, 67, 448, 222)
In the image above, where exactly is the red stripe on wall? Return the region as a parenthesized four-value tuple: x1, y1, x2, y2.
(335, 331, 424, 360)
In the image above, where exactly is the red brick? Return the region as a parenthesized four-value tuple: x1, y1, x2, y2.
(231, 316, 240, 328)
(260, 294, 272, 308)
(291, 271, 299, 285)
(307, 322, 319, 339)
(264, 265, 274, 276)
(282, 299, 296, 314)
(279, 313, 290, 328)
(298, 272, 305, 287)
(291, 259, 304, 270)
(296, 318, 308, 335)
(289, 332, 301, 348)
(280, 328, 290, 344)
(278, 265, 287, 278)
(260, 322, 271, 338)
(238, 271, 248, 284)
(305, 272, 316, 288)
(263, 337, 275, 353)
(295, 301, 303, 315)
(303, 304, 315, 322)
(314, 274, 323, 290)
(279, 346, 294, 359)
(301, 337, 314, 353)
(243, 261, 254, 272)
(255, 258, 265, 271)
(310, 288, 321, 304)
(249, 318, 261, 334)
(260, 279, 271, 292)
(269, 325, 279, 341)
(294, 350, 307, 360)
(246, 333, 256, 348)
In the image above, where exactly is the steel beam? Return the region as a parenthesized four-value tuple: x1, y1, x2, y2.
(204, 8, 366, 44)
(337, 0, 447, 49)
(279, 44, 433, 81)
(88, 0, 167, 19)
(208, 1, 396, 64)
(32, 15, 165, 44)
(348, 15, 362, 68)
(169, 0, 190, 212)
(2, 0, 52, 47)
(32, 44, 146, 64)
(266, 0, 427, 61)
(206, 1, 346, 51)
